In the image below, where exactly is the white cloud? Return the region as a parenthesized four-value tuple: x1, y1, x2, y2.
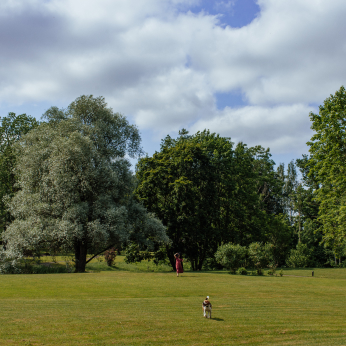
(0, 0, 345, 156)
(190, 104, 314, 154)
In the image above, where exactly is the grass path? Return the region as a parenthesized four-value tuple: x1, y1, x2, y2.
(1, 271, 346, 345)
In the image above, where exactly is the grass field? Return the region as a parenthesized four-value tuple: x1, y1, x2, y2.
(1, 266, 346, 345)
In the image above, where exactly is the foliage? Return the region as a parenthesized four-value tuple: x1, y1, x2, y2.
(279, 269, 284, 276)
(202, 256, 224, 271)
(215, 243, 248, 273)
(0, 113, 39, 235)
(286, 243, 313, 268)
(263, 214, 292, 266)
(124, 243, 152, 264)
(104, 248, 117, 266)
(307, 86, 346, 252)
(248, 242, 274, 274)
(237, 267, 248, 275)
(0, 95, 168, 272)
(136, 130, 287, 271)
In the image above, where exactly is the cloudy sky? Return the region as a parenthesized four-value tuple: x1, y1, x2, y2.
(1, 0, 346, 168)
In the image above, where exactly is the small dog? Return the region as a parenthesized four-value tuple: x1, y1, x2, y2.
(202, 296, 212, 319)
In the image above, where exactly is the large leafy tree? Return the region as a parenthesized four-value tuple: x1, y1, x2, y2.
(0, 113, 39, 235)
(136, 130, 284, 270)
(307, 86, 346, 253)
(1, 96, 168, 272)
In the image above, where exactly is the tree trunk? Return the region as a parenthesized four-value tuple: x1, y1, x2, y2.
(75, 239, 88, 273)
(166, 245, 176, 271)
(298, 211, 301, 243)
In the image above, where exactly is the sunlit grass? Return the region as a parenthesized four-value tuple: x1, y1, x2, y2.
(1, 267, 346, 345)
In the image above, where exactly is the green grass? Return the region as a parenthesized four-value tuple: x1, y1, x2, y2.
(1, 268, 346, 345)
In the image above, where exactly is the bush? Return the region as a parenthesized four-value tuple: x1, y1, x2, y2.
(202, 257, 224, 271)
(104, 248, 117, 266)
(215, 243, 248, 274)
(153, 246, 169, 266)
(279, 269, 284, 277)
(0, 261, 21, 274)
(124, 243, 152, 264)
(286, 243, 312, 268)
(248, 242, 275, 274)
(237, 267, 248, 275)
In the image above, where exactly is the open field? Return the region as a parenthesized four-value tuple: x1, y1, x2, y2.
(1, 268, 346, 345)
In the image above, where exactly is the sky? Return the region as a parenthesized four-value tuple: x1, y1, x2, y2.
(1, 0, 346, 170)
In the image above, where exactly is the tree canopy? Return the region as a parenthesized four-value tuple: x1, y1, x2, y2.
(1, 95, 168, 272)
(136, 130, 290, 270)
(307, 86, 346, 253)
(0, 113, 39, 235)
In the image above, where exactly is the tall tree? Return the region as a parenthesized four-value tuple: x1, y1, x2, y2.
(1, 96, 168, 272)
(0, 113, 39, 235)
(136, 130, 287, 270)
(307, 86, 346, 253)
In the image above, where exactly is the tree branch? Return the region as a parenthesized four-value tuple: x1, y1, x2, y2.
(85, 244, 116, 264)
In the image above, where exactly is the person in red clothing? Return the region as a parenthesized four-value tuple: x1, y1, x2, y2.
(174, 253, 184, 277)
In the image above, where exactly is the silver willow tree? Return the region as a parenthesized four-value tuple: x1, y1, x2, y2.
(1, 95, 168, 272)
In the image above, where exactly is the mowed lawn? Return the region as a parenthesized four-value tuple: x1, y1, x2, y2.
(1, 270, 346, 345)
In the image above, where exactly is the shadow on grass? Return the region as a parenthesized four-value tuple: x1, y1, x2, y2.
(211, 318, 224, 321)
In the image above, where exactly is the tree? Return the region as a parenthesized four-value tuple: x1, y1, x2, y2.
(136, 130, 284, 271)
(307, 86, 346, 253)
(0, 96, 168, 272)
(215, 243, 247, 273)
(286, 243, 312, 268)
(0, 113, 39, 235)
(248, 242, 274, 275)
(137, 130, 258, 270)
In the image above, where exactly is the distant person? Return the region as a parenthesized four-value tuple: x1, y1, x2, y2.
(174, 253, 184, 277)
(179, 252, 184, 271)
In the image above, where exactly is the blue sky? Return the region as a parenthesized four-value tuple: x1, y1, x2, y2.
(1, 0, 346, 171)
(186, 0, 260, 28)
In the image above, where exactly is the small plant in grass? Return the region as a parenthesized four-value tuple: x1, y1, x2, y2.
(279, 269, 284, 276)
(104, 248, 117, 266)
(237, 267, 248, 275)
(96, 255, 104, 262)
(267, 263, 278, 275)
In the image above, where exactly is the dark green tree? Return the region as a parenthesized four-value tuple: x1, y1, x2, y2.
(136, 130, 289, 270)
(307, 86, 346, 255)
(0, 113, 39, 235)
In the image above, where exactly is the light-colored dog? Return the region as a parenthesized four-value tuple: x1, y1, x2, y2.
(202, 296, 212, 318)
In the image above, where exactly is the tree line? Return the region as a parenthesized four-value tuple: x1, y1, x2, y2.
(1, 87, 346, 273)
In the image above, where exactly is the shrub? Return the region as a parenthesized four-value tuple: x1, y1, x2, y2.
(153, 246, 168, 266)
(257, 268, 264, 276)
(215, 243, 248, 274)
(202, 257, 224, 271)
(237, 267, 248, 275)
(104, 248, 117, 266)
(248, 242, 275, 275)
(279, 269, 284, 277)
(124, 243, 153, 264)
(286, 243, 312, 268)
(267, 263, 278, 275)
(0, 261, 21, 274)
